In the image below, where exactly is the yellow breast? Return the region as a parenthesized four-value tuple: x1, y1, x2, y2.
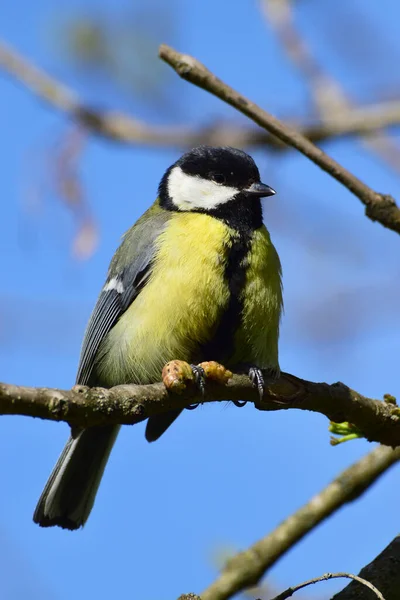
(99, 212, 233, 385)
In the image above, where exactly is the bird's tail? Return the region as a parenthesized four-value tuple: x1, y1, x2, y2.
(145, 409, 183, 442)
(33, 425, 120, 530)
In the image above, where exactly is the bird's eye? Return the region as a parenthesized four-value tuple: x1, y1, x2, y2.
(211, 172, 226, 184)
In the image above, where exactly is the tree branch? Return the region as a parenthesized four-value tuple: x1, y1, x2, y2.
(159, 44, 400, 236)
(3, 40, 400, 152)
(200, 445, 399, 600)
(1, 372, 400, 446)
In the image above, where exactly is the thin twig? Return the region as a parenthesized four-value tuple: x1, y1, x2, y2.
(200, 446, 399, 600)
(159, 44, 400, 236)
(1, 373, 400, 446)
(270, 572, 385, 600)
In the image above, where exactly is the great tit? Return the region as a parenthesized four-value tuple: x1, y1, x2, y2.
(33, 146, 282, 530)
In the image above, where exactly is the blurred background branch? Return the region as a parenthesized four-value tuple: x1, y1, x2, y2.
(5, 38, 400, 150)
(201, 445, 399, 600)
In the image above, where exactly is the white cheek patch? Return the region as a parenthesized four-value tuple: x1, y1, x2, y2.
(167, 166, 238, 210)
(103, 277, 124, 293)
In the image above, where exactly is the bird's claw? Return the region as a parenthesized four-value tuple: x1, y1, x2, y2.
(187, 364, 206, 409)
(190, 364, 206, 395)
(249, 367, 265, 401)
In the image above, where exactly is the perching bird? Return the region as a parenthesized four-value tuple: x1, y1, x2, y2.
(33, 146, 283, 530)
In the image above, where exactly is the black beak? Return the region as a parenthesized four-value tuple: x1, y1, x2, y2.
(244, 182, 276, 198)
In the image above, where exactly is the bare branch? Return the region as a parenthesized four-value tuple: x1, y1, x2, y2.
(0, 39, 78, 112)
(333, 535, 400, 600)
(270, 572, 385, 600)
(301, 102, 400, 142)
(159, 44, 400, 236)
(261, 0, 337, 115)
(0, 39, 198, 145)
(200, 446, 399, 600)
(3, 39, 400, 152)
(1, 372, 400, 446)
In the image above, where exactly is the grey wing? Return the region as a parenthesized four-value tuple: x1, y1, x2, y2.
(76, 206, 169, 386)
(75, 290, 124, 386)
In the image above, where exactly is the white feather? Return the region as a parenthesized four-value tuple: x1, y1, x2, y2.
(167, 166, 238, 210)
(103, 277, 124, 293)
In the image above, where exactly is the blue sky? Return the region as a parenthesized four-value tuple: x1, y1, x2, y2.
(1, 1, 400, 598)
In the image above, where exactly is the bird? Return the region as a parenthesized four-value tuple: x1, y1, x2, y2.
(33, 145, 283, 530)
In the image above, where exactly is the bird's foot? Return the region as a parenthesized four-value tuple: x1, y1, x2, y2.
(188, 361, 233, 409)
(197, 361, 232, 385)
(161, 360, 232, 410)
(250, 366, 281, 401)
(162, 360, 194, 393)
(186, 364, 206, 409)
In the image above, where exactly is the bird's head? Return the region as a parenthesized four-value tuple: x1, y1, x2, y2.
(158, 146, 275, 217)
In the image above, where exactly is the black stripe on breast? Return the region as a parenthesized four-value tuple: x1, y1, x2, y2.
(198, 230, 251, 363)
